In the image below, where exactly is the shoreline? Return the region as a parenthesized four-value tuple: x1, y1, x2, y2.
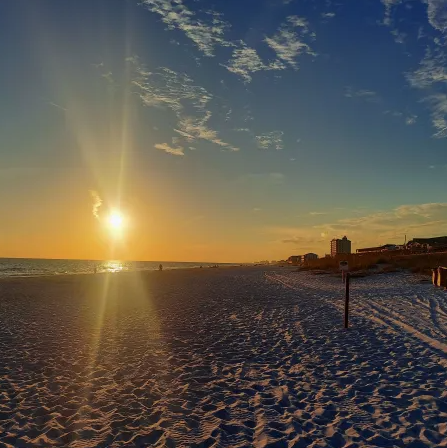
(0, 263, 270, 283)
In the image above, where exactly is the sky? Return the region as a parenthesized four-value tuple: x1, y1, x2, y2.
(0, 0, 447, 262)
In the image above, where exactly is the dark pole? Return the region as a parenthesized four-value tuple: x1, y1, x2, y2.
(344, 273, 350, 329)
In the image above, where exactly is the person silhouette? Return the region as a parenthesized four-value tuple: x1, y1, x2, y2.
(159, 264, 163, 271)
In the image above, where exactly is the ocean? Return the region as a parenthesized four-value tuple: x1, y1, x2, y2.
(0, 258, 237, 278)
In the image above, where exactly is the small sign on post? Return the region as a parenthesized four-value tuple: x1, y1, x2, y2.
(339, 261, 349, 282)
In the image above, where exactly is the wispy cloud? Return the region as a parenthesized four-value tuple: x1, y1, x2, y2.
(269, 172, 285, 184)
(424, 94, 447, 138)
(381, 0, 404, 26)
(225, 16, 315, 82)
(317, 203, 447, 234)
(90, 190, 103, 220)
(271, 202, 447, 252)
(383, 110, 403, 117)
(282, 235, 325, 246)
(131, 64, 211, 112)
(264, 16, 316, 69)
(407, 48, 447, 137)
(309, 211, 327, 216)
(175, 112, 239, 151)
(224, 43, 280, 83)
(155, 142, 185, 156)
(48, 101, 67, 112)
(405, 114, 418, 125)
(390, 29, 407, 44)
(321, 12, 336, 19)
(256, 131, 284, 150)
(382, 0, 447, 32)
(383, 110, 418, 125)
(407, 48, 447, 90)
(140, 0, 232, 57)
(129, 58, 239, 152)
(344, 87, 380, 103)
(426, 0, 447, 33)
(239, 172, 285, 185)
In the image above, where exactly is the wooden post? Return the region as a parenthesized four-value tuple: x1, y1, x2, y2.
(344, 273, 350, 329)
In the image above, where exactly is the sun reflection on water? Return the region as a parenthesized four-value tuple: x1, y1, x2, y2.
(104, 260, 125, 273)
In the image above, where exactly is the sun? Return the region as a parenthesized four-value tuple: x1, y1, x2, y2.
(108, 211, 124, 231)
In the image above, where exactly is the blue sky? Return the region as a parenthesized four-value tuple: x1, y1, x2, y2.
(0, 0, 447, 261)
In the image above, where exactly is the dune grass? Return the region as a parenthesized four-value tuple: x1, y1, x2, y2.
(298, 251, 447, 275)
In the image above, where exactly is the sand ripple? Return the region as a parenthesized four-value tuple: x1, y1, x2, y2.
(0, 268, 447, 447)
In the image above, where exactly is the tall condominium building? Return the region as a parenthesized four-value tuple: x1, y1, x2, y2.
(331, 236, 351, 256)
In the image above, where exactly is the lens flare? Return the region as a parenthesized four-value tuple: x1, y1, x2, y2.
(108, 211, 124, 230)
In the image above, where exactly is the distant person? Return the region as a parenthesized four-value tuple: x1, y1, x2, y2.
(159, 264, 163, 271)
(94, 266, 97, 274)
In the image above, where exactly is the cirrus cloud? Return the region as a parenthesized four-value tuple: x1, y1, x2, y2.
(155, 142, 185, 156)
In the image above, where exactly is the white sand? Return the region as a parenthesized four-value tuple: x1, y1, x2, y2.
(1, 267, 447, 447)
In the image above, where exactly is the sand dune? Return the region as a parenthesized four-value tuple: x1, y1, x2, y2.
(1, 267, 447, 447)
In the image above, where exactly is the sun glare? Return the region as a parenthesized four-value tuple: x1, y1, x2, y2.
(108, 211, 124, 232)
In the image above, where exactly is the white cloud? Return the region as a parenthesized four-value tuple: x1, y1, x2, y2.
(129, 59, 239, 152)
(321, 12, 336, 19)
(406, 48, 447, 137)
(427, 0, 447, 33)
(224, 16, 315, 82)
(407, 48, 447, 89)
(264, 16, 316, 69)
(381, 0, 402, 26)
(309, 211, 327, 216)
(384, 110, 417, 125)
(131, 64, 212, 113)
(175, 112, 240, 151)
(424, 94, 447, 138)
(90, 190, 102, 220)
(140, 0, 232, 57)
(256, 131, 284, 150)
(155, 142, 185, 156)
(224, 43, 279, 83)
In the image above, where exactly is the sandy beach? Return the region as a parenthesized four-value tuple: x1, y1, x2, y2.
(1, 267, 447, 447)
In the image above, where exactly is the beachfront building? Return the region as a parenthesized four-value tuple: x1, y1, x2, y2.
(287, 255, 302, 265)
(330, 236, 351, 256)
(356, 244, 398, 254)
(288, 253, 319, 264)
(407, 236, 447, 252)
